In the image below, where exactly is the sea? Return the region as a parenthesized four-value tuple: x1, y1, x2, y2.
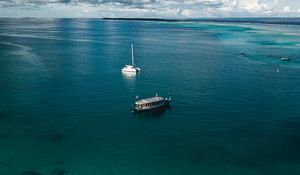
(0, 18, 300, 175)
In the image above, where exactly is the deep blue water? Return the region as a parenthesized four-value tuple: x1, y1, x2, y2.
(1, 18, 300, 175)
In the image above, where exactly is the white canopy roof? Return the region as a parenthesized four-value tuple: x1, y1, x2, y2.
(136, 96, 165, 105)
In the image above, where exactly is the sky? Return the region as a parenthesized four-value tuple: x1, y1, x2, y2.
(0, 0, 300, 18)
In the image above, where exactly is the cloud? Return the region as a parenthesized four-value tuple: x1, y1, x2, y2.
(0, 0, 230, 8)
(0, 0, 299, 17)
(0, 0, 156, 7)
(283, 6, 290, 12)
(0, 0, 68, 7)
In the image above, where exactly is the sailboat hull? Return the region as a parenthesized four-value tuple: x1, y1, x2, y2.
(122, 65, 140, 73)
(122, 69, 139, 73)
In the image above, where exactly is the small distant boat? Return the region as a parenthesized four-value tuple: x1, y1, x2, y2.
(280, 57, 291, 61)
(122, 44, 140, 73)
(240, 52, 247, 57)
(134, 94, 171, 112)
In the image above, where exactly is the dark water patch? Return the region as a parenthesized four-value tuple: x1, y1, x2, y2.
(54, 161, 64, 165)
(279, 119, 300, 145)
(216, 119, 300, 168)
(22, 170, 43, 175)
(0, 111, 13, 122)
(0, 132, 12, 139)
(225, 126, 270, 140)
(291, 136, 300, 145)
(207, 143, 284, 168)
(222, 150, 280, 168)
(281, 119, 300, 129)
(51, 169, 67, 175)
(34, 133, 67, 144)
(49, 133, 65, 144)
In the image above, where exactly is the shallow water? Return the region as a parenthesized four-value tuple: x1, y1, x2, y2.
(0, 18, 300, 175)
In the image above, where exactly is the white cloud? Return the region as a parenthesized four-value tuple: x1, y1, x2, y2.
(231, 0, 277, 13)
(283, 6, 290, 12)
(0, 0, 299, 17)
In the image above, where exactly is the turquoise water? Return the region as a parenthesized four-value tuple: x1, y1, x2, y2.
(1, 18, 300, 175)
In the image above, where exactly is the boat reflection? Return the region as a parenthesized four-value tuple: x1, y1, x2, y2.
(122, 72, 138, 90)
(133, 105, 170, 118)
(122, 71, 138, 79)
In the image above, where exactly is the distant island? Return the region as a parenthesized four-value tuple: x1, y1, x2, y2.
(102, 18, 181, 22)
(102, 17, 300, 25)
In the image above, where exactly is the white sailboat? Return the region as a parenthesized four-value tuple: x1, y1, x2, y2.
(281, 57, 291, 61)
(122, 44, 140, 73)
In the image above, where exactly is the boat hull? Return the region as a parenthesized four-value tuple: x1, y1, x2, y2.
(281, 58, 291, 61)
(122, 66, 140, 73)
(134, 99, 170, 112)
(122, 69, 139, 73)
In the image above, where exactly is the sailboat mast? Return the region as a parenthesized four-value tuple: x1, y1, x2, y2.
(131, 44, 134, 66)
